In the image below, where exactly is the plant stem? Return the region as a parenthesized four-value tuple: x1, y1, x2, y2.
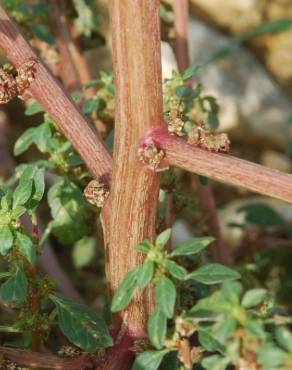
(0, 346, 89, 369)
(150, 128, 292, 204)
(108, 0, 163, 333)
(50, 0, 81, 92)
(173, 0, 230, 263)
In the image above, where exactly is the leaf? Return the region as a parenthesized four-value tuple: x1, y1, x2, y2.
(174, 86, 198, 98)
(182, 65, 200, 80)
(135, 240, 152, 254)
(237, 203, 284, 228)
(164, 260, 187, 280)
(48, 179, 88, 245)
(111, 267, 139, 312)
(171, 237, 214, 257)
(14, 123, 52, 156)
(132, 349, 170, 370)
(155, 276, 176, 318)
(214, 319, 237, 344)
(73, 237, 96, 268)
(275, 327, 292, 352)
(207, 111, 219, 130)
(0, 265, 27, 306)
(0, 225, 13, 256)
(257, 344, 285, 369)
(10, 206, 26, 220)
(241, 288, 267, 308)
(31, 23, 55, 45)
(201, 355, 229, 370)
(0, 186, 13, 211)
(13, 165, 37, 208)
(245, 320, 266, 340)
(198, 329, 225, 354)
(24, 101, 44, 116)
(15, 232, 36, 264)
(51, 294, 112, 352)
(186, 264, 240, 285)
(147, 309, 167, 349)
(137, 260, 154, 289)
(82, 98, 102, 115)
(155, 229, 171, 249)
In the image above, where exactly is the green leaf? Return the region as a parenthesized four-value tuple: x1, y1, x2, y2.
(111, 267, 139, 312)
(13, 166, 37, 208)
(186, 264, 240, 285)
(155, 276, 176, 318)
(237, 203, 284, 228)
(257, 344, 285, 369)
(137, 260, 154, 289)
(207, 111, 219, 130)
(198, 329, 225, 354)
(82, 98, 102, 115)
(15, 232, 36, 264)
(135, 240, 152, 254)
(171, 237, 214, 257)
(132, 349, 170, 370)
(51, 294, 112, 352)
(24, 101, 44, 116)
(201, 355, 229, 370)
(48, 179, 88, 245)
(245, 320, 266, 340)
(174, 86, 198, 98)
(73, 237, 96, 268)
(0, 225, 13, 256)
(182, 65, 200, 80)
(31, 23, 55, 45)
(0, 186, 13, 211)
(275, 327, 292, 352)
(0, 265, 27, 306)
(155, 229, 171, 249)
(14, 123, 52, 156)
(241, 288, 267, 308)
(214, 318, 237, 344)
(147, 309, 167, 349)
(10, 206, 26, 219)
(164, 260, 187, 280)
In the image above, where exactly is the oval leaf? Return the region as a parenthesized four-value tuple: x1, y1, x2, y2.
(147, 309, 167, 349)
(111, 267, 139, 312)
(241, 288, 267, 308)
(0, 225, 13, 256)
(51, 294, 113, 352)
(164, 260, 187, 280)
(132, 349, 170, 370)
(137, 260, 154, 289)
(186, 264, 240, 285)
(155, 276, 176, 318)
(171, 237, 215, 257)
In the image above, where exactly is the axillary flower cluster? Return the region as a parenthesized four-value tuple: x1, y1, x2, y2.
(0, 59, 36, 104)
(164, 70, 230, 153)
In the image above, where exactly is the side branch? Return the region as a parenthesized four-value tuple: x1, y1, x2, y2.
(151, 129, 292, 204)
(0, 6, 112, 182)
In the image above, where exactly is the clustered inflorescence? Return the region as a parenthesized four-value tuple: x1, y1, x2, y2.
(0, 59, 36, 104)
(163, 69, 230, 153)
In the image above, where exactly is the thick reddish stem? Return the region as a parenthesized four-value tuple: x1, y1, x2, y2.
(108, 0, 163, 338)
(149, 128, 292, 204)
